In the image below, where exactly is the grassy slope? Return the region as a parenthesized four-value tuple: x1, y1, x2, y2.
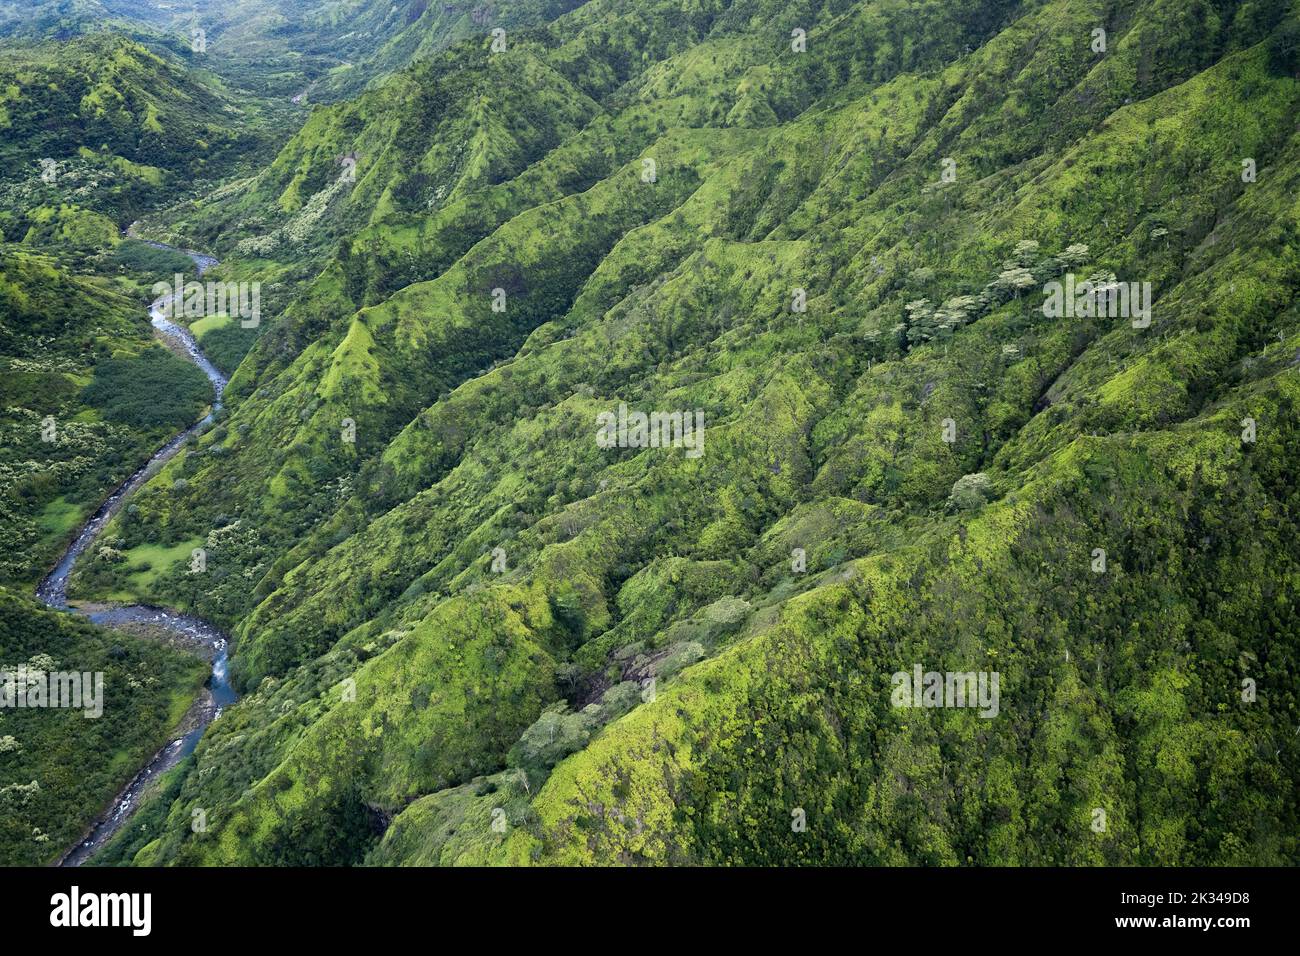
(90, 0, 1300, 865)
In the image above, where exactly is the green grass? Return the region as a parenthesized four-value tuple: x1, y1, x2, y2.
(35, 496, 81, 540)
(117, 537, 207, 600)
(189, 313, 233, 340)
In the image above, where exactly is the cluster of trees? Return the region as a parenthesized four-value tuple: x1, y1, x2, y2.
(81, 346, 211, 428)
(890, 241, 1093, 350)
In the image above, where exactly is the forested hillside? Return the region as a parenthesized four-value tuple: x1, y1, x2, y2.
(0, 587, 207, 865)
(52, 0, 1298, 867)
(0, 0, 587, 102)
(0, 32, 288, 234)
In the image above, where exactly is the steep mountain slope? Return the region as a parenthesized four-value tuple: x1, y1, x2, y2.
(144, 0, 438, 98)
(314, 0, 592, 100)
(0, 33, 289, 233)
(83, 0, 1300, 866)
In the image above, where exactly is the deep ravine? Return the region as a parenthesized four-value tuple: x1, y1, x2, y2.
(37, 246, 239, 866)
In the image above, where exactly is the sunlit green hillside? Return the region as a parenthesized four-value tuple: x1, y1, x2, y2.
(64, 0, 1300, 867)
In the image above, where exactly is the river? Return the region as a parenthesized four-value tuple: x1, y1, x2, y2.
(36, 246, 239, 867)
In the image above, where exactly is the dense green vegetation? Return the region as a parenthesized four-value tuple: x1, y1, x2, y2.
(4, 0, 1300, 867)
(80, 347, 211, 428)
(1, 0, 587, 103)
(0, 2, 168, 42)
(105, 240, 197, 283)
(73, 0, 1300, 867)
(0, 32, 291, 234)
(0, 12, 281, 589)
(0, 588, 207, 865)
(0, 249, 216, 586)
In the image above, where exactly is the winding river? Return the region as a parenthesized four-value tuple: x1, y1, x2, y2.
(37, 246, 239, 866)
